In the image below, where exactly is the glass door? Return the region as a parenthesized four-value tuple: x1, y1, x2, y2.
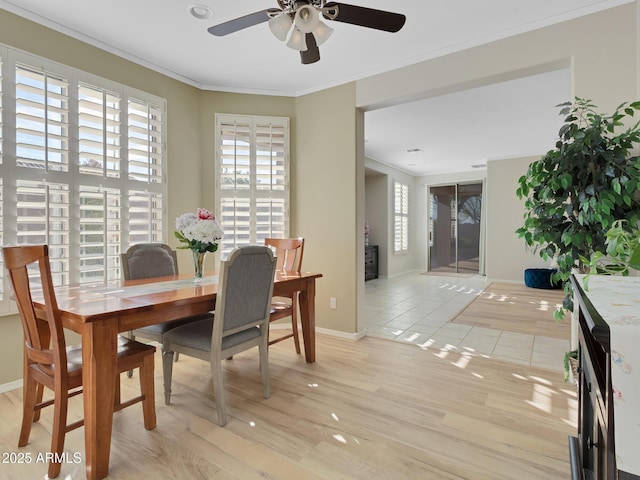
(429, 185, 457, 273)
(429, 183, 482, 273)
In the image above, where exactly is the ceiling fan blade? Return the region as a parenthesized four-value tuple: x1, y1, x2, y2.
(323, 2, 406, 33)
(300, 34, 320, 65)
(207, 9, 275, 36)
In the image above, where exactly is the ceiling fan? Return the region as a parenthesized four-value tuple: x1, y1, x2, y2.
(207, 1, 406, 65)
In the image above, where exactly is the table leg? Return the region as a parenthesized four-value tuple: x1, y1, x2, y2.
(298, 278, 316, 363)
(82, 321, 118, 480)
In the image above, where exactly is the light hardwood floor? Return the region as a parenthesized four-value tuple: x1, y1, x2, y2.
(0, 332, 576, 479)
(452, 282, 569, 338)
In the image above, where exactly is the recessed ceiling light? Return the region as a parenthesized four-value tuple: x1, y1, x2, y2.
(188, 4, 213, 20)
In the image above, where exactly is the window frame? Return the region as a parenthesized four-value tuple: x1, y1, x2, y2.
(0, 45, 168, 314)
(214, 113, 290, 257)
(393, 180, 409, 254)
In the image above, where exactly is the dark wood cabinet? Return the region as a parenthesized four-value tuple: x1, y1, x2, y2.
(365, 245, 378, 281)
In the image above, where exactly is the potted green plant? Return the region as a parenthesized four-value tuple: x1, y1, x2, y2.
(563, 349, 578, 384)
(582, 219, 640, 288)
(516, 97, 640, 319)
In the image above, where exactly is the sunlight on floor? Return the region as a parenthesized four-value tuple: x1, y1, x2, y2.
(365, 273, 570, 372)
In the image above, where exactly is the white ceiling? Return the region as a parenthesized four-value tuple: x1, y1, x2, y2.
(365, 68, 571, 176)
(1, 0, 632, 175)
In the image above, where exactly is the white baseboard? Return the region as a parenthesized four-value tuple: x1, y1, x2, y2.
(270, 323, 364, 341)
(0, 379, 22, 394)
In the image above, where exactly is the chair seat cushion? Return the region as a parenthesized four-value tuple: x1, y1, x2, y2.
(164, 318, 261, 352)
(163, 318, 214, 351)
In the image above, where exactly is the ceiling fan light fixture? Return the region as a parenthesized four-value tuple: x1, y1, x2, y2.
(287, 26, 307, 51)
(268, 13, 293, 41)
(294, 5, 320, 34)
(312, 20, 333, 46)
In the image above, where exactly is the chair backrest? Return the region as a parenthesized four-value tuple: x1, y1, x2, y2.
(121, 243, 178, 280)
(213, 246, 276, 342)
(264, 238, 304, 274)
(2, 245, 67, 376)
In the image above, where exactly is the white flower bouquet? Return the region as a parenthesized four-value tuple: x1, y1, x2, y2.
(174, 208, 223, 254)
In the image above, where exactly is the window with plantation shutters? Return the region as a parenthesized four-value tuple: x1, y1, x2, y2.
(0, 46, 167, 314)
(394, 181, 409, 253)
(215, 114, 289, 257)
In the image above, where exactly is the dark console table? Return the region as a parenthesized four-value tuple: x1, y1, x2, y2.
(365, 245, 378, 280)
(569, 274, 640, 480)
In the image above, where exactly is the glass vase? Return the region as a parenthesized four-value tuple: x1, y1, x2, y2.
(192, 250, 207, 283)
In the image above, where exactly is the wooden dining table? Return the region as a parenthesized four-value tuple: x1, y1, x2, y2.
(32, 270, 322, 480)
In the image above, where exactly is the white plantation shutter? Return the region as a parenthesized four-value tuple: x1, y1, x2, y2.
(79, 186, 121, 284)
(394, 181, 409, 253)
(215, 114, 289, 257)
(0, 47, 167, 312)
(78, 83, 121, 177)
(16, 180, 71, 286)
(255, 121, 286, 191)
(15, 64, 69, 172)
(128, 190, 164, 244)
(128, 99, 164, 184)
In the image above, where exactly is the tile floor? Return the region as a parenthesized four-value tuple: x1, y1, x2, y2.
(364, 273, 570, 372)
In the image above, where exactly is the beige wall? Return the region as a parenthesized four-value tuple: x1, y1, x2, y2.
(357, 5, 637, 113)
(294, 83, 359, 334)
(486, 157, 549, 282)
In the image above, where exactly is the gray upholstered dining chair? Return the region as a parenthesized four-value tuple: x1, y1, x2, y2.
(121, 243, 213, 372)
(161, 245, 277, 427)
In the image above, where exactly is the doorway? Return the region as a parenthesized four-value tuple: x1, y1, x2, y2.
(428, 183, 483, 273)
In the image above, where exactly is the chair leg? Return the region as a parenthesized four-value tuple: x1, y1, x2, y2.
(18, 374, 38, 447)
(162, 348, 174, 405)
(127, 331, 135, 378)
(114, 373, 121, 406)
(47, 384, 68, 479)
(139, 355, 156, 430)
(211, 359, 227, 427)
(291, 296, 301, 355)
(33, 383, 45, 422)
(259, 342, 271, 400)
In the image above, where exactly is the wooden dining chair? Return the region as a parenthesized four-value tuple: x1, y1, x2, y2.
(1, 244, 156, 479)
(264, 237, 304, 354)
(162, 245, 276, 426)
(121, 243, 213, 372)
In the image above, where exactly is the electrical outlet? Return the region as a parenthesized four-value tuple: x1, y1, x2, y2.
(330, 297, 337, 309)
